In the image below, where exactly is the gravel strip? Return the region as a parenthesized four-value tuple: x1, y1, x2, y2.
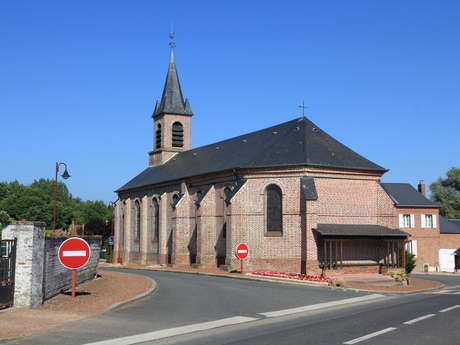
(0, 270, 155, 339)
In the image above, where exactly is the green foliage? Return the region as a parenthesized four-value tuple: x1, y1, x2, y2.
(405, 252, 416, 274)
(430, 168, 460, 218)
(0, 179, 112, 231)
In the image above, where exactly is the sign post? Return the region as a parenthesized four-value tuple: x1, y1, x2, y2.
(58, 237, 91, 298)
(235, 243, 249, 274)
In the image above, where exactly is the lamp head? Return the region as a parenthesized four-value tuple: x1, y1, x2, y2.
(61, 168, 71, 180)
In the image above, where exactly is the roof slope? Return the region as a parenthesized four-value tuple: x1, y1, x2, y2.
(381, 183, 439, 208)
(440, 217, 460, 234)
(117, 117, 386, 192)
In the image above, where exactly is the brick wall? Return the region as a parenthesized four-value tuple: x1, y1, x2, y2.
(115, 166, 404, 275)
(396, 207, 440, 272)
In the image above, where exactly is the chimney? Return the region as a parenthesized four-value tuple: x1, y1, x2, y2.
(418, 180, 426, 196)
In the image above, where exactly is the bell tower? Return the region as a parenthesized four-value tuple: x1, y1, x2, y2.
(149, 34, 193, 167)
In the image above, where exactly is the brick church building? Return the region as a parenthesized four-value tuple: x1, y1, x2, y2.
(114, 50, 413, 275)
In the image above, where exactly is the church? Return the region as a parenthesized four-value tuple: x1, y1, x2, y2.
(113, 48, 411, 275)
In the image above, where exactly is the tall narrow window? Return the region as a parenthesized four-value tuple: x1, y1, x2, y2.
(152, 198, 159, 240)
(172, 122, 184, 147)
(156, 124, 162, 149)
(266, 184, 283, 234)
(134, 200, 141, 241)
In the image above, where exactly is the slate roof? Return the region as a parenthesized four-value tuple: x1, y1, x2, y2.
(153, 52, 193, 117)
(450, 219, 460, 226)
(117, 117, 386, 192)
(440, 217, 460, 234)
(316, 224, 409, 237)
(300, 177, 318, 200)
(381, 183, 440, 208)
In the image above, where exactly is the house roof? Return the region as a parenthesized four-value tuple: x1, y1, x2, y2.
(440, 217, 460, 234)
(117, 117, 387, 192)
(316, 224, 409, 238)
(153, 51, 193, 117)
(380, 183, 440, 208)
(450, 219, 460, 226)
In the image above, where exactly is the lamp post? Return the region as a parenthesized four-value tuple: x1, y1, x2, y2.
(52, 162, 71, 230)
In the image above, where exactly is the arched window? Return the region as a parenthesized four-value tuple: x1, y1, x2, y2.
(172, 122, 184, 147)
(265, 184, 283, 234)
(152, 198, 159, 241)
(134, 200, 141, 241)
(156, 124, 162, 149)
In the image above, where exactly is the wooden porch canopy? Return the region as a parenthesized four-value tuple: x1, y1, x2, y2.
(316, 224, 409, 270)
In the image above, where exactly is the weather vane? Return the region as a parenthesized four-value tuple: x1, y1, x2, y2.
(298, 101, 308, 117)
(168, 23, 176, 50)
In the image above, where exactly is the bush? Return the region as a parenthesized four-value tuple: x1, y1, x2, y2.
(406, 252, 416, 274)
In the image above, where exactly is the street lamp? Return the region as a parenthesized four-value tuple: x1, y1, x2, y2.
(52, 162, 71, 230)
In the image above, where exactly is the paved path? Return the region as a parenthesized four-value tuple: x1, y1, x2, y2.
(8, 268, 376, 345)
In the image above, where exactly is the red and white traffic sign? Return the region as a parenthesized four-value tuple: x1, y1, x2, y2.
(58, 237, 91, 270)
(235, 243, 249, 260)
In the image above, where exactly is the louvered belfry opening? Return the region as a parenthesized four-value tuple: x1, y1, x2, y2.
(155, 124, 162, 149)
(172, 122, 184, 147)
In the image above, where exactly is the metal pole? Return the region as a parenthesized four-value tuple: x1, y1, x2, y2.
(71, 270, 76, 298)
(52, 162, 59, 229)
(240, 259, 243, 274)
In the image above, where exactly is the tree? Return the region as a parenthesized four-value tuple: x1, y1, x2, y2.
(430, 168, 460, 218)
(0, 210, 12, 232)
(0, 179, 112, 230)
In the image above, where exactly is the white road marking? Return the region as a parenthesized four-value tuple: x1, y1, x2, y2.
(82, 316, 258, 345)
(440, 305, 460, 313)
(62, 250, 86, 257)
(260, 294, 384, 318)
(343, 327, 397, 344)
(403, 314, 435, 325)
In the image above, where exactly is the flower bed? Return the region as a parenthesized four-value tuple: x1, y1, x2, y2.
(251, 271, 331, 283)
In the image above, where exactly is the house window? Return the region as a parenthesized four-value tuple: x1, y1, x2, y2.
(265, 184, 283, 235)
(134, 200, 141, 241)
(422, 214, 436, 228)
(156, 124, 162, 149)
(402, 214, 411, 228)
(172, 122, 184, 147)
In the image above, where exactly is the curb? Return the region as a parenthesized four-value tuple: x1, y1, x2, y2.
(100, 264, 446, 295)
(105, 275, 158, 312)
(100, 264, 330, 289)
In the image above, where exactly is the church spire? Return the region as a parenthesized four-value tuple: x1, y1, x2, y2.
(153, 33, 193, 117)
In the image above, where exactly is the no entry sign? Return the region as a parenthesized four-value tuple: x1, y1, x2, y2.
(235, 243, 249, 260)
(58, 237, 91, 270)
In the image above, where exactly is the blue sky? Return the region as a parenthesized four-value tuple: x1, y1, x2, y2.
(1, 1, 459, 203)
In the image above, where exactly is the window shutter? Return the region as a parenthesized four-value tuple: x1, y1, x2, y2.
(412, 240, 418, 257)
(410, 214, 415, 228)
(399, 214, 404, 228)
(421, 215, 426, 228)
(433, 215, 437, 228)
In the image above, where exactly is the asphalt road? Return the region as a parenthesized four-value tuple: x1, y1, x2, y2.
(9, 269, 460, 345)
(8, 268, 371, 345)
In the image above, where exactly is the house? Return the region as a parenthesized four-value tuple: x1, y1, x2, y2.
(381, 181, 440, 272)
(113, 49, 411, 275)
